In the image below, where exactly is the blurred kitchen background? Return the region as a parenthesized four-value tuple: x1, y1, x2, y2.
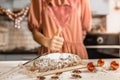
(0, 0, 120, 60)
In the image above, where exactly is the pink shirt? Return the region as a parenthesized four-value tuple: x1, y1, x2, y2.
(28, 0, 92, 59)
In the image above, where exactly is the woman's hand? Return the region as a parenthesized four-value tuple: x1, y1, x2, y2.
(32, 27, 64, 51)
(46, 27, 64, 51)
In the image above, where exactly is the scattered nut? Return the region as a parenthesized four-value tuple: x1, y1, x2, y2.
(71, 73, 82, 78)
(37, 76, 45, 80)
(56, 72, 63, 75)
(51, 75, 59, 80)
(72, 69, 81, 73)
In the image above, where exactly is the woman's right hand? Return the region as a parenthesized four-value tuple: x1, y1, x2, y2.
(45, 27, 64, 51)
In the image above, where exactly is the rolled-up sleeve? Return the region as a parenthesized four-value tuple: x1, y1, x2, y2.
(81, 0, 92, 32)
(28, 0, 42, 32)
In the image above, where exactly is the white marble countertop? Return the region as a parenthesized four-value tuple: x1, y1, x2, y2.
(0, 61, 26, 73)
(0, 59, 120, 80)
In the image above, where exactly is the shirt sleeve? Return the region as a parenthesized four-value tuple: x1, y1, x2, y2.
(28, 0, 42, 32)
(81, 0, 92, 32)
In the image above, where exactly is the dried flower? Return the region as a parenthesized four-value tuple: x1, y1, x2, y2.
(110, 61, 119, 70)
(97, 59, 105, 67)
(87, 62, 95, 72)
